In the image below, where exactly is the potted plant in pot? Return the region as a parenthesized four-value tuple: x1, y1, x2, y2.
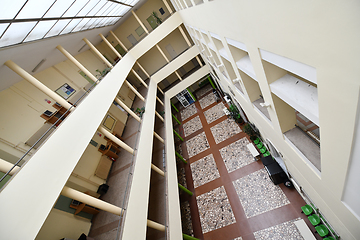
(243, 123, 257, 141)
(227, 104, 244, 124)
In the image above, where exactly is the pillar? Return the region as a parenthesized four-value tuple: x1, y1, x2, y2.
(171, 102, 179, 112)
(157, 96, 164, 106)
(109, 31, 128, 52)
(115, 97, 141, 122)
(155, 111, 164, 122)
(173, 129, 184, 141)
(125, 80, 145, 102)
(4, 60, 72, 110)
(178, 184, 193, 196)
(208, 75, 216, 89)
(98, 126, 134, 154)
(162, 0, 173, 14)
(56, 45, 98, 83)
(187, 87, 196, 101)
(178, 26, 192, 46)
(83, 38, 113, 68)
(131, 69, 148, 88)
(175, 152, 187, 164)
(172, 114, 181, 125)
(99, 33, 122, 59)
(132, 10, 149, 34)
(156, 44, 170, 62)
(151, 164, 164, 177)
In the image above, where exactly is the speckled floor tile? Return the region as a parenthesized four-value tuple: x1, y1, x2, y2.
(204, 102, 226, 124)
(210, 118, 242, 144)
(181, 201, 194, 237)
(196, 84, 213, 98)
(254, 218, 303, 240)
(220, 137, 254, 172)
(180, 103, 198, 121)
(199, 92, 217, 109)
(190, 154, 220, 188)
(183, 116, 203, 137)
(196, 186, 236, 233)
(186, 132, 210, 158)
(232, 168, 290, 218)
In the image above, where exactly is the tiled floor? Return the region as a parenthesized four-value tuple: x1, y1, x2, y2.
(181, 103, 198, 121)
(199, 92, 217, 109)
(175, 85, 322, 240)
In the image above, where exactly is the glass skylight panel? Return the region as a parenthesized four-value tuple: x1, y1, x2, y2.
(95, 2, 113, 16)
(16, 0, 56, 19)
(63, 0, 89, 17)
(87, 0, 107, 16)
(44, 0, 76, 18)
(102, 3, 118, 16)
(107, 5, 122, 16)
(0, 22, 37, 48)
(72, 18, 89, 32)
(0, 0, 27, 19)
(84, 18, 98, 29)
(79, 18, 93, 30)
(90, 18, 104, 28)
(77, 0, 100, 16)
(24, 20, 57, 42)
(0, 23, 9, 37)
(114, 5, 131, 16)
(45, 19, 71, 37)
(60, 19, 82, 34)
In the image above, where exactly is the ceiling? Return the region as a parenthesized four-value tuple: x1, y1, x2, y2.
(0, 0, 148, 92)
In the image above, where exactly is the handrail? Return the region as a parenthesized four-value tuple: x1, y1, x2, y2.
(0, 70, 108, 184)
(294, 125, 320, 147)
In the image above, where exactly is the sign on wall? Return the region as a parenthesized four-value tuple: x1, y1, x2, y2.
(55, 83, 76, 100)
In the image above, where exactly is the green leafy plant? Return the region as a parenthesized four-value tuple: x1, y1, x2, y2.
(227, 104, 244, 124)
(152, 11, 162, 25)
(159, 111, 165, 117)
(95, 67, 111, 78)
(135, 107, 145, 118)
(243, 123, 256, 138)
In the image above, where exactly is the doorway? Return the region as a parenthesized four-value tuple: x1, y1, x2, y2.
(165, 44, 177, 60)
(127, 34, 138, 46)
(146, 15, 158, 30)
(114, 44, 126, 56)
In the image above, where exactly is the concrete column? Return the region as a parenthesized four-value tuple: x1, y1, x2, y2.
(196, 56, 203, 67)
(175, 71, 183, 80)
(56, 45, 98, 83)
(61, 186, 123, 215)
(131, 69, 148, 88)
(157, 96, 164, 106)
(157, 86, 164, 94)
(125, 80, 145, 102)
(109, 31, 128, 52)
(115, 97, 141, 122)
(178, 25, 192, 47)
(154, 131, 165, 143)
(98, 126, 134, 154)
(99, 33, 122, 59)
(0, 158, 20, 176)
(178, 183, 193, 196)
(4, 60, 72, 110)
(151, 164, 164, 177)
(172, 114, 181, 125)
(156, 44, 170, 62)
(190, 0, 196, 6)
(173, 129, 184, 141)
(162, 0, 173, 14)
(175, 152, 187, 164)
(132, 10, 149, 34)
(147, 219, 166, 232)
(155, 111, 164, 122)
(136, 62, 150, 78)
(171, 102, 179, 112)
(83, 38, 113, 68)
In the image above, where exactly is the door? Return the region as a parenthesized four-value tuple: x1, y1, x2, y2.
(146, 15, 158, 30)
(127, 34, 138, 46)
(165, 44, 177, 60)
(114, 44, 126, 56)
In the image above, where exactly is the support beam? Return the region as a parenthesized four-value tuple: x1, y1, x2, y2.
(162, 0, 173, 14)
(178, 184, 193, 196)
(183, 233, 200, 240)
(147, 219, 166, 232)
(187, 87, 196, 101)
(173, 129, 184, 141)
(4, 60, 72, 110)
(175, 152, 187, 164)
(56, 45, 98, 83)
(151, 164, 164, 177)
(83, 38, 113, 68)
(157, 96, 164, 106)
(196, 56, 203, 67)
(155, 111, 164, 122)
(178, 25, 191, 47)
(115, 97, 141, 122)
(109, 31, 128, 52)
(154, 131, 165, 144)
(131, 69, 148, 88)
(172, 114, 181, 125)
(125, 80, 145, 102)
(98, 126, 134, 154)
(175, 70, 183, 81)
(136, 62, 150, 78)
(157, 86, 164, 95)
(0, 158, 20, 176)
(99, 33, 122, 59)
(61, 186, 123, 215)
(156, 44, 170, 62)
(132, 10, 149, 34)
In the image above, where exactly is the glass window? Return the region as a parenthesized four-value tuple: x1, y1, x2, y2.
(24, 20, 57, 42)
(44, 0, 76, 18)
(0, 22, 37, 47)
(45, 19, 72, 37)
(16, 0, 56, 19)
(0, 0, 27, 19)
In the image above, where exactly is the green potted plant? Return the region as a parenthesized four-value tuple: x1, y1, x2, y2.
(135, 107, 145, 118)
(243, 123, 257, 140)
(152, 11, 162, 26)
(95, 67, 111, 79)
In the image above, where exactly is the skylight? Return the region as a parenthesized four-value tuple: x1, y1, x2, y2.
(0, 0, 141, 48)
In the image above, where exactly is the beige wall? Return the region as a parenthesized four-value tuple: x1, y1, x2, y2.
(35, 208, 91, 240)
(180, 0, 360, 238)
